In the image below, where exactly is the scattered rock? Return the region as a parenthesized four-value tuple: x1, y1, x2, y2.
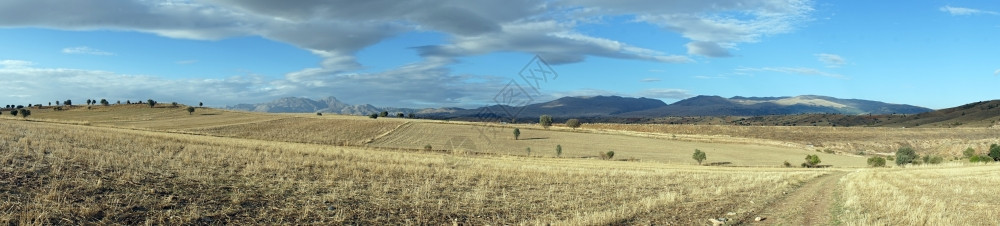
(708, 218, 724, 226)
(755, 216, 766, 221)
(726, 212, 736, 216)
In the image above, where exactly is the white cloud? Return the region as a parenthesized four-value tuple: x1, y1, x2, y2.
(62, 46, 114, 55)
(737, 67, 844, 79)
(0, 60, 33, 68)
(815, 53, 845, 68)
(639, 78, 661, 82)
(940, 6, 999, 16)
(637, 88, 693, 99)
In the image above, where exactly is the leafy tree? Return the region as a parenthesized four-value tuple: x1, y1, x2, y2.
(369, 113, 378, 119)
(964, 147, 977, 158)
(126, 100, 131, 104)
(539, 115, 553, 129)
(48, 102, 51, 106)
(147, 99, 156, 108)
(56, 101, 60, 106)
(18, 109, 29, 118)
(895, 147, 918, 166)
(100, 99, 109, 106)
(397, 113, 405, 118)
(556, 145, 562, 157)
(867, 156, 886, 167)
(990, 144, 1000, 161)
(10, 110, 16, 116)
(186, 106, 195, 115)
(172, 102, 179, 107)
(566, 118, 581, 129)
(692, 149, 707, 165)
(199, 102, 203, 107)
(605, 151, 615, 160)
(64, 99, 72, 106)
(379, 111, 389, 117)
(316, 112, 323, 116)
(513, 128, 520, 140)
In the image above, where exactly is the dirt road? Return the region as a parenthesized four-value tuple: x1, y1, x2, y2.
(749, 171, 847, 225)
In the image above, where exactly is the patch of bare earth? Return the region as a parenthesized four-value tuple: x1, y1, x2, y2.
(751, 171, 847, 225)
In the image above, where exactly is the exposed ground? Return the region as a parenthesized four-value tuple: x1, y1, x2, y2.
(754, 171, 846, 225)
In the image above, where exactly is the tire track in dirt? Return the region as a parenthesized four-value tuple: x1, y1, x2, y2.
(749, 171, 847, 225)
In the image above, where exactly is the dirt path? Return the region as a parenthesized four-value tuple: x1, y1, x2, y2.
(751, 171, 847, 225)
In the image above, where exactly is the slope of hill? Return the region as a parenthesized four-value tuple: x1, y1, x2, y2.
(625, 95, 932, 117)
(226, 96, 414, 115)
(876, 100, 1000, 128)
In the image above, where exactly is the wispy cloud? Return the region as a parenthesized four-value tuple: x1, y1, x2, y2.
(940, 6, 999, 16)
(0, 60, 34, 68)
(815, 53, 845, 68)
(639, 78, 661, 82)
(738, 67, 845, 79)
(62, 46, 114, 55)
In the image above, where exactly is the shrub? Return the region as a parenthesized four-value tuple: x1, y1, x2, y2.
(539, 115, 553, 129)
(513, 128, 520, 140)
(316, 112, 322, 116)
(64, 99, 72, 106)
(964, 147, 976, 158)
(928, 156, 943, 164)
(867, 156, 886, 167)
(556, 145, 562, 157)
(369, 113, 378, 119)
(10, 110, 17, 116)
(971, 155, 992, 163)
(990, 144, 1000, 161)
(379, 111, 388, 117)
(565, 119, 581, 129)
(803, 154, 821, 168)
(19, 109, 29, 118)
(172, 102, 179, 107)
(526, 147, 531, 156)
(424, 144, 432, 151)
(692, 149, 707, 165)
(199, 102, 203, 107)
(397, 113, 404, 118)
(783, 161, 792, 167)
(147, 99, 157, 108)
(823, 149, 835, 154)
(606, 151, 615, 160)
(895, 147, 917, 166)
(100, 99, 109, 106)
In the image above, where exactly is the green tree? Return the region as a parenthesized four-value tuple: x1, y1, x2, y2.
(397, 113, 405, 118)
(605, 151, 615, 160)
(895, 147, 918, 166)
(147, 99, 156, 108)
(100, 99, 109, 106)
(64, 99, 72, 106)
(803, 154, 821, 168)
(369, 113, 378, 119)
(539, 115, 553, 129)
(964, 147, 977, 158)
(199, 102, 203, 107)
(565, 118, 581, 129)
(867, 156, 886, 167)
(186, 106, 195, 115)
(18, 109, 29, 118)
(513, 128, 520, 140)
(692, 149, 707, 165)
(10, 110, 17, 116)
(990, 144, 1000, 161)
(556, 145, 562, 157)
(379, 111, 389, 117)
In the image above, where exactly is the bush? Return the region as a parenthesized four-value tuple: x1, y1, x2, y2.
(172, 102, 179, 107)
(379, 111, 388, 117)
(513, 128, 520, 140)
(600, 151, 615, 160)
(565, 119, 581, 129)
(556, 145, 562, 157)
(971, 155, 992, 163)
(539, 115, 553, 129)
(9, 110, 16, 116)
(147, 99, 157, 108)
(526, 147, 531, 156)
(867, 156, 886, 167)
(100, 99, 109, 106)
(783, 161, 792, 167)
(895, 147, 918, 166)
(692, 149, 707, 165)
(803, 154, 821, 168)
(964, 147, 976, 158)
(186, 106, 196, 115)
(990, 144, 1000, 161)
(316, 112, 322, 116)
(927, 156, 943, 164)
(19, 109, 29, 118)
(369, 113, 378, 119)
(424, 144, 432, 151)
(397, 113, 404, 118)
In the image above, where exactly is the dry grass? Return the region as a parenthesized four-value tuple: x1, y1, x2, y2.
(186, 117, 404, 145)
(583, 123, 1000, 156)
(0, 119, 826, 225)
(370, 122, 867, 167)
(837, 164, 1000, 225)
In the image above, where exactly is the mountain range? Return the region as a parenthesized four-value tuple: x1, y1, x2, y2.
(226, 95, 933, 120)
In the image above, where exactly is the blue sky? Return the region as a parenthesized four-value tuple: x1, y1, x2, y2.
(0, 0, 998, 109)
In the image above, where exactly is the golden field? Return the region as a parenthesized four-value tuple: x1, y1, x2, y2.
(3, 104, 1000, 225)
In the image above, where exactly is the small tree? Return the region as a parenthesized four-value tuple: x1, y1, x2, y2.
(316, 112, 323, 116)
(380, 111, 389, 117)
(556, 145, 562, 157)
(397, 113, 405, 118)
(199, 102, 203, 107)
(990, 144, 1000, 161)
(369, 113, 378, 119)
(513, 128, 521, 140)
(606, 151, 615, 160)
(18, 109, 29, 118)
(64, 99, 72, 106)
(895, 147, 918, 166)
(147, 99, 156, 108)
(692, 149, 707, 165)
(10, 110, 17, 116)
(100, 99, 109, 106)
(867, 156, 886, 167)
(526, 147, 531, 156)
(408, 113, 415, 119)
(424, 144, 432, 151)
(186, 106, 195, 115)
(172, 102, 179, 107)
(539, 115, 553, 129)
(566, 118, 581, 129)
(803, 154, 821, 168)
(964, 147, 977, 158)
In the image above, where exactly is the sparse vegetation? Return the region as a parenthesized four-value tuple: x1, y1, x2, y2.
(964, 147, 976, 158)
(539, 115, 553, 129)
(565, 118, 581, 129)
(802, 154, 821, 168)
(556, 144, 562, 157)
(692, 149, 706, 165)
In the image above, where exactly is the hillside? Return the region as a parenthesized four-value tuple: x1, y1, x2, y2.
(876, 100, 1000, 128)
(227, 96, 414, 115)
(623, 95, 931, 117)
